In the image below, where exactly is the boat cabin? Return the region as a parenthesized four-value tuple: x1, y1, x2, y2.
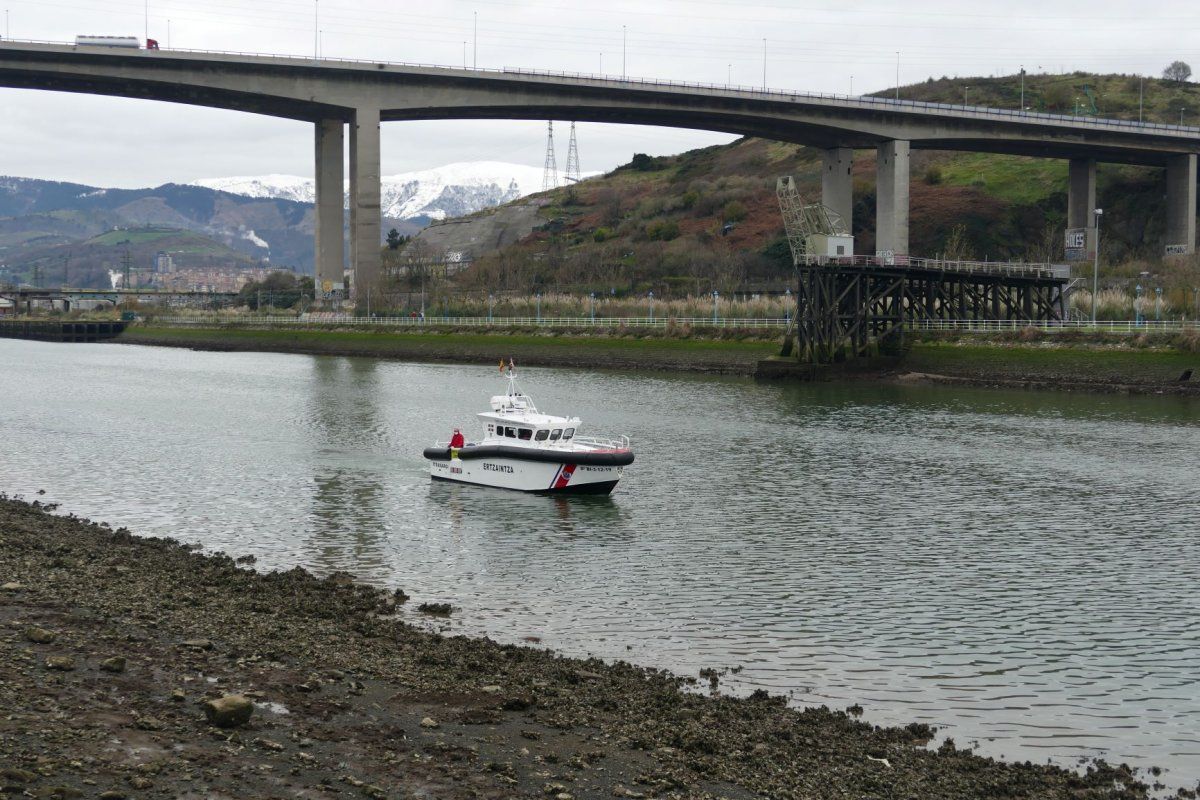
(479, 391, 580, 446)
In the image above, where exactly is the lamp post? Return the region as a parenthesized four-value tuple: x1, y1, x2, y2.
(536, 292, 541, 323)
(1155, 286, 1163, 321)
(488, 292, 494, 322)
(589, 291, 596, 323)
(648, 290, 654, 322)
(712, 290, 719, 324)
(784, 287, 792, 325)
(1091, 208, 1103, 324)
(1135, 284, 1143, 325)
(1019, 66, 1025, 109)
(964, 85, 970, 105)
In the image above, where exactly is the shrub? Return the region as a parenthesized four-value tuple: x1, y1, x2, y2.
(924, 166, 943, 185)
(722, 200, 748, 223)
(680, 190, 699, 210)
(593, 227, 613, 243)
(646, 220, 680, 241)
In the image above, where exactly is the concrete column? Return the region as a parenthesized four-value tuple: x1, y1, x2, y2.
(875, 140, 909, 256)
(822, 147, 853, 230)
(314, 119, 345, 298)
(1067, 158, 1097, 232)
(1165, 153, 1197, 255)
(349, 106, 382, 305)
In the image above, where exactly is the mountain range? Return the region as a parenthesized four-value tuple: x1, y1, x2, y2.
(191, 161, 594, 221)
(0, 161, 567, 288)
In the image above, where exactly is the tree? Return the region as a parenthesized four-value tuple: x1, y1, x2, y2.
(1163, 61, 1192, 84)
(386, 228, 403, 249)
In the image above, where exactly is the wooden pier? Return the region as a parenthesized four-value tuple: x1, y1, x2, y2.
(0, 319, 127, 343)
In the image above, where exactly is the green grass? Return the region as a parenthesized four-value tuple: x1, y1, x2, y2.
(905, 341, 1200, 384)
(119, 325, 779, 374)
(90, 229, 177, 246)
(933, 154, 1068, 205)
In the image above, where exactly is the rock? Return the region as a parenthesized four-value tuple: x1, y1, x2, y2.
(134, 715, 164, 731)
(1, 582, 23, 592)
(25, 626, 55, 644)
(44, 655, 76, 671)
(99, 792, 128, 799)
(170, 688, 186, 702)
(254, 738, 284, 751)
(480, 685, 503, 694)
(127, 775, 153, 789)
(202, 694, 254, 728)
(1, 767, 36, 783)
(419, 716, 439, 729)
(417, 602, 452, 616)
(181, 638, 213, 650)
(99, 656, 126, 673)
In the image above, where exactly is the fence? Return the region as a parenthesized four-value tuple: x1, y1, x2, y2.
(151, 314, 793, 329)
(910, 319, 1200, 332)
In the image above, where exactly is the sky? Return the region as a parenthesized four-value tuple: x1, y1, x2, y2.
(0, 0, 1197, 187)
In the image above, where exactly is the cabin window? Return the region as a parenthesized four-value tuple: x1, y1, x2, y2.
(518, 428, 533, 441)
(504, 427, 516, 438)
(535, 430, 549, 441)
(549, 429, 562, 441)
(487, 424, 494, 433)
(563, 427, 575, 440)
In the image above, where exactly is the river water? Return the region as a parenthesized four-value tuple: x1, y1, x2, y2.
(2, 339, 1198, 787)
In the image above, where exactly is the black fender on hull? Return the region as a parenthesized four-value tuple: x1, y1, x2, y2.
(423, 444, 634, 468)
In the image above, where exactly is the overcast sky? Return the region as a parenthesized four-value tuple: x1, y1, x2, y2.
(0, 0, 1197, 187)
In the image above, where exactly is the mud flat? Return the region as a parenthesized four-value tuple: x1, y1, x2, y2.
(0, 496, 1167, 798)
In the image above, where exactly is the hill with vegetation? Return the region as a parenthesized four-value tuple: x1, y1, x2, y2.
(399, 71, 1200, 301)
(12, 226, 257, 289)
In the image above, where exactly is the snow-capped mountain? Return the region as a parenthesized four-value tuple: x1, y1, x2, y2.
(192, 161, 593, 221)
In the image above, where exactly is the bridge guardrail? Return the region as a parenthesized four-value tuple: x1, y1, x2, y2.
(3, 38, 1197, 137)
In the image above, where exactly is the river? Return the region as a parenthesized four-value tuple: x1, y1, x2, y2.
(2, 338, 1198, 788)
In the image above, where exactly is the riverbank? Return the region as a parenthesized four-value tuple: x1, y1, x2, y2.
(0, 496, 1160, 799)
(900, 331, 1200, 394)
(118, 325, 778, 375)
(115, 322, 1200, 394)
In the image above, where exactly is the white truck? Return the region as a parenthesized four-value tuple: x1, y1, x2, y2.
(74, 35, 158, 49)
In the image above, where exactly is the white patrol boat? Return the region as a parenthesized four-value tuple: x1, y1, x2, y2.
(424, 363, 634, 494)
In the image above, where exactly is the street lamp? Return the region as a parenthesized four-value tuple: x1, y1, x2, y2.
(1091, 208, 1103, 324)
(536, 292, 541, 324)
(712, 290, 720, 324)
(648, 290, 654, 322)
(589, 291, 595, 323)
(964, 85, 970, 105)
(784, 287, 792, 325)
(1135, 284, 1143, 325)
(488, 292, 494, 322)
(1155, 286, 1163, 321)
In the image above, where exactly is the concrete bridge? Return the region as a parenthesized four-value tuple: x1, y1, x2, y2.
(2, 40, 1197, 302)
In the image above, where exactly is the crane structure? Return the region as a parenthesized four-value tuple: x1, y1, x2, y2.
(776, 176, 852, 265)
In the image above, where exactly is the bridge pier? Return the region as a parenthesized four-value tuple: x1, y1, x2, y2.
(349, 106, 382, 307)
(875, 140, 909, 257)
(822, 147, 854, 232)
(1165, 153, 1197, 255)
(314, 119, 345, 300)
(1067, 157, 1097, 255)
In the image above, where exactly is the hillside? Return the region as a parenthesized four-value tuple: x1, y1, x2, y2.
(11, 226, 258, 289)
(429, 72, 1199, 298)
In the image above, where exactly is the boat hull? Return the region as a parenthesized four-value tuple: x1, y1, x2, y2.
(428, 455, 623, 494)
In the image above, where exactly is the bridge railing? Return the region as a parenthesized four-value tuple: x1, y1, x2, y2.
(150, 314, 793, 329)
(795, 255, 1070, 279)
(3, 38, 1197, 136)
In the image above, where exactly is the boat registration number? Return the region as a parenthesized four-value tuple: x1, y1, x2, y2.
(482, 463, 514, 473)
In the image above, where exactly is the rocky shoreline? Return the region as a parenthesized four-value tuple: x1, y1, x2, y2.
(0, 496, 1165, 799)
